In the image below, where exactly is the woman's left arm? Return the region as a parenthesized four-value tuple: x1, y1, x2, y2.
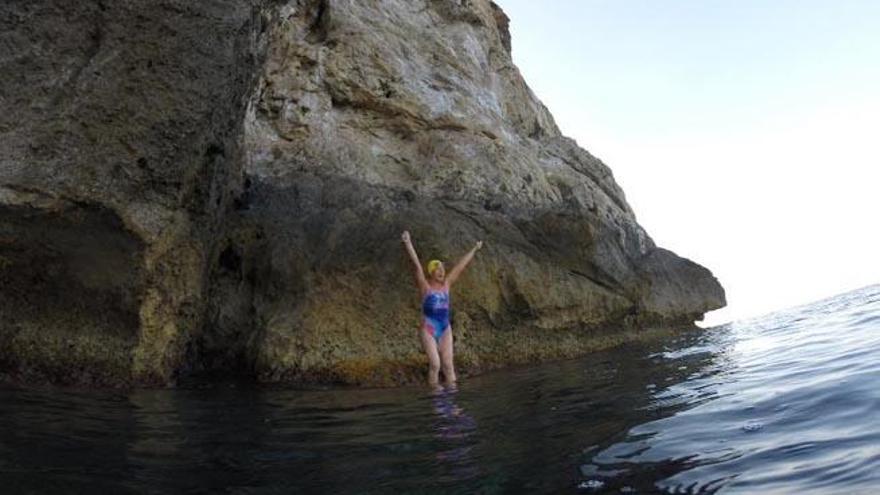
(446, 240, 483, 286)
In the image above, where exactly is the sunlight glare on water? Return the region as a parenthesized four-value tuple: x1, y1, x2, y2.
(582, 284, 880, 493)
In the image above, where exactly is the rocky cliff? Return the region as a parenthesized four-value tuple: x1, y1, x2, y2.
(0, 0, 724, 386)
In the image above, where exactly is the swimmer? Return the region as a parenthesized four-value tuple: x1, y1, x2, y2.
(401, 230, 483, 385)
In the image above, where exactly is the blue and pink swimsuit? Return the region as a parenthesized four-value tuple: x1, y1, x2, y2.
(422, 283, 451, 342)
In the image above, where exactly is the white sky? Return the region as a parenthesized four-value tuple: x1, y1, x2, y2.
(497, 0, 880, 326)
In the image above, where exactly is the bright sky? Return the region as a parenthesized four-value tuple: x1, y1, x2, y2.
(498, 0, 880, 326)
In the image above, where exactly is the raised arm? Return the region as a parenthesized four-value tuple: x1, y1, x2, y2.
(401, 231, 428, 292)
(446, 240, 483, 286)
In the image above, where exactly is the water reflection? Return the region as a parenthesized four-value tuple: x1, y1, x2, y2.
(431, 384, 479, 481)
(0, 328, 724, 494)
(2, 286, 877, 494)
(127, 389, 186, 490)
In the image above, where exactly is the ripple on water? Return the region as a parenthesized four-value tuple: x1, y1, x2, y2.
(582, 284, 880, 493)
(1, 285, 879, 493)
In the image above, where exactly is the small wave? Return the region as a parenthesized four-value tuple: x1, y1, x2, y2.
(2, 285, 878, 494)
(585, 284, 880, 493)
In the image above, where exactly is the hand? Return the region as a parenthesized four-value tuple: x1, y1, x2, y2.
(401, 231, 411, 244)
(475, 240, 483, 250)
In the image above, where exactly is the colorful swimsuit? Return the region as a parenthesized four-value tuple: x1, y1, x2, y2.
(422, 283, 451, 342)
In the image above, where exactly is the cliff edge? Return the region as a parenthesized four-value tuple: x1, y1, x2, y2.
(0, 0, 724, 386)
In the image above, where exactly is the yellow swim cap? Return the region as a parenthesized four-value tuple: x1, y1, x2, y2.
(426, 259, 442, 275)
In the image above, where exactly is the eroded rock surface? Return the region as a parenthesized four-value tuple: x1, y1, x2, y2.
(0, 0, 724, 386)
(0, 0, 270, 384)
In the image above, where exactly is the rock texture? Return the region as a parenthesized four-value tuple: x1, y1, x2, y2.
(0, 0, 724, 386)
(0, 0, 271, 384)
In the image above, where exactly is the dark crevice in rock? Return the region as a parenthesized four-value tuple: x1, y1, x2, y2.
(489, 1, 511, 53)
(196, 206, 274, 379)
(429, 0, 484, 26)
(0, 202, 144, 385)
(218, 245, 242, 274)
(568, 269, 620, 294)
(305, 0, 330, 43)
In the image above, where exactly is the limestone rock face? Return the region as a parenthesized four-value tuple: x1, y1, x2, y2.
(0, 0, 271, 384)
(0, 0, 724, 386)
(225, 0, 725, 383)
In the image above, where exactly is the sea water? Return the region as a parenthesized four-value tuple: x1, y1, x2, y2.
(1, 285, 878, 493)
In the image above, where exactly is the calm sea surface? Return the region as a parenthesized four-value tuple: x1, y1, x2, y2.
(1, 285, 878, 494)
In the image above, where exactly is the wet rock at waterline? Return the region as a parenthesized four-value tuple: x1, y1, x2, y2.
(0, 0, 724, 386)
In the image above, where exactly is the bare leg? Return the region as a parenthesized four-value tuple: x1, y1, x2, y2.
(419, 326, 441, 385)
(438, 326, 456, 384)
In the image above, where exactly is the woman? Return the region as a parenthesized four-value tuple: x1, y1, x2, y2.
(401, 230, 483, 385)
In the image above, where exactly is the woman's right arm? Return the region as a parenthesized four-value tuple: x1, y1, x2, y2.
(401, 230, 428, 292)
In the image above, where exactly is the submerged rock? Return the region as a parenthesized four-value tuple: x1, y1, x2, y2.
(0, 0, 724, 386)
